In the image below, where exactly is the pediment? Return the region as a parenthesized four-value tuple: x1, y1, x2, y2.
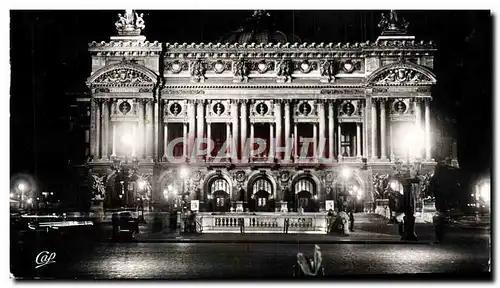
(366, 60, 436, 85)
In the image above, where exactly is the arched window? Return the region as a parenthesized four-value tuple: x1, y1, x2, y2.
(252, 178, 273, 211)
(209, 178, 230, 212)
(252, 178, 272, 195)
(295, 178, 315, 194)
(210, 178, 230, 194)
(295, 178, 316, 212)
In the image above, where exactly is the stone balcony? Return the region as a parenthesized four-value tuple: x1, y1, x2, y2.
(196, 212, 327, 234)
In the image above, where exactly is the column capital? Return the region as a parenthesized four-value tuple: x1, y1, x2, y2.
(93, 98, 104, 105)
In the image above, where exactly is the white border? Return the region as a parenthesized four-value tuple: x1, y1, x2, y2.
(2, 1, 498, 288)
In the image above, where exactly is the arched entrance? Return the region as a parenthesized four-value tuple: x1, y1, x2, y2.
(105, 170, 140, 209)
(294, 178, 318, 212)
(250, 177, 274, 212)
(209, 178, 231, 212)
(334, 177, 363, 212)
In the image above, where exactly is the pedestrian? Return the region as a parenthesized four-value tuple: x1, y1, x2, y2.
(398, 217, 404, 236)
(284, 218, 290, 234)
(111, 212, 119, 240)
(433, 211, 445, 243)
(349, 211, 354, 232)
(239, 218, 245, 234)
(327, 210, 334, 234)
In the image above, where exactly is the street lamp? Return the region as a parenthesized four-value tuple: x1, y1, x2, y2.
(339, 168, 351, 212)
(138, 180, 147, 219)
(17, 182, 28, 209)
(397, 125, 422, 241)
(179, 167, 189, 212)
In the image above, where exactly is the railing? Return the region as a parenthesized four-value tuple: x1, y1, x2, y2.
(196, 212, 327, 234)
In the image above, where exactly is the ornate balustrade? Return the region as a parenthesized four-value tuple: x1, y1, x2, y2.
(196, 212, 327, 234)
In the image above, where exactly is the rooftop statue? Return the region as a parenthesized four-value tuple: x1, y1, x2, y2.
(378, 10, 409, 36)
(115, 9, 145, 36)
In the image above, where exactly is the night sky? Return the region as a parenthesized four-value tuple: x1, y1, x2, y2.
(9, 10, 492, 191)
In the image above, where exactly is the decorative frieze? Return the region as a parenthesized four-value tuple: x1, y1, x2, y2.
(276, 59, 294, 83)
(165, 61, 189, 74)
(93, 68, 152, 85)
(190, 59, 207, 82)
(320, 88, 365, 95)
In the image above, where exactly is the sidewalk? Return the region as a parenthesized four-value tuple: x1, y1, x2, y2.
(131, 230, 424, 244)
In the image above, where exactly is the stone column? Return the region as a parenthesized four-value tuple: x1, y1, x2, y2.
(284, 101, 291, 161)
(231, 100, 239, 161)
(356, 122, 361, 157)
(275, 101, 282, 160)
(183, 122, 188, 159)
(102, 99, 109, 160)
(337, 123, 342, 159)
(226, 122, 231, 157)
(390, 122, 394, 160)
(362, 100, 367, 158)
(250, 122, 255, 158)
(269, 123, 274, 159)
(138, 99, 146, 159)
(318, 101, 325, 158)
(425, 99, 431, 160)
(188, 101, 196, 157)
(380, 100, 387, 159)
(132, 122, 136, 157)
(153, 99, 159, 161)
(207, 122, 212, 158)
(313, 123, 317, 158)
(95, 99, 101, 159)
(328, 101, 334, 161)
(146, 100, 154, 159)
(90, 99, 97, 159)
(293, 123, 298, 160)
(163, 123, 168, 160)
(240, 101, 248, 162)
(112, 121, 116, 156)
(196, 100, 205, 137)
(371, 99, 378, 159)
(415, 99, 422, 158)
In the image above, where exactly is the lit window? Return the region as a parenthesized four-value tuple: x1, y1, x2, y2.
(216, 197, 225, 207)
(258, 197, 267, 207)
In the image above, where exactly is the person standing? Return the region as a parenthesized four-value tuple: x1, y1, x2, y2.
(239, 218, 245, 234)
(349, 211, 355, 232)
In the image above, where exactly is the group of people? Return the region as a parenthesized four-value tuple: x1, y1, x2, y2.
(326, 209, 355, 236)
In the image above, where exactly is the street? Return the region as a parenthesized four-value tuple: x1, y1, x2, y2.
(11, 239, 490, 279)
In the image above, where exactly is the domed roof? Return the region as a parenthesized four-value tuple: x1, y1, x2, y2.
(220, 10, 302, 44)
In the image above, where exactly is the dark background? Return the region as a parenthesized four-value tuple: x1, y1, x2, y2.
(10, 10, 492, 195)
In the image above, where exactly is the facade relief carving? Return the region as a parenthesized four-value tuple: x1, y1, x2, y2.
(210, 60, 231, 74)
(233, 59, 250, 82)
(295, 59, 317, 74)
(94, 68, 153, 85)
(276, 59, 294, 83)
(320, 60, 336, 83)
(165, 61, 189, 74)
(375, 68, 431, 84)
(251, 60, 274, 74)
(190, 59, 207, 82)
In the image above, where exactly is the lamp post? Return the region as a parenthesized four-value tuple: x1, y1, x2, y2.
(18, 183, 27, 210)
(179, 167, 189, 212)
(396, 125, 422, 241)
(341, 168, 351, 212)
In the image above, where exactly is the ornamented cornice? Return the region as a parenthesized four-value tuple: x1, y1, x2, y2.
(320, 88, 365, 95)
(162, 89, 205, 94)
